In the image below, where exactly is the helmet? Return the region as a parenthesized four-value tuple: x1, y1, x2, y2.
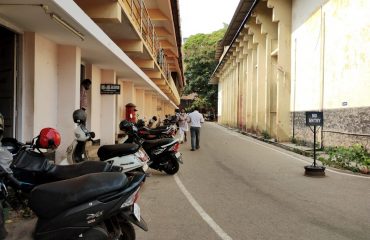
(73, 109, 87, 124)
(119, 120, 134, 132)
(136, 119, 145, 128)
(152, 116, 157, 121)
(37, 128, 61, 149)
(0, 113, 3, 137)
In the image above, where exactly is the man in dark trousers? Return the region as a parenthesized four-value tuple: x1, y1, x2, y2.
(187, 107, 204, 151)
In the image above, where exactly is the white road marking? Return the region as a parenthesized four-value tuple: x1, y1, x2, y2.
(174, 175, 233, 240)
(212, 123, 370, 179)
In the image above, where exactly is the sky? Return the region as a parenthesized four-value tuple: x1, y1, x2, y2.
(179, 0, 240, 38)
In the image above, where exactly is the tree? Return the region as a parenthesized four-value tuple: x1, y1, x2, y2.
(183, 25, 227, 113)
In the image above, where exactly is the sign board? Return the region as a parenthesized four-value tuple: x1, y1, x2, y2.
(305, 111, 323, 126)
(100, 84, 120, 94)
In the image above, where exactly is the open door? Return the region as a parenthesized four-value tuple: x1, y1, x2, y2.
(0, 26, 17, 138)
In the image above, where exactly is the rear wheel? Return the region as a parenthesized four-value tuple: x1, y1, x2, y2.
(163, 156, 179, 175)
(119, 221, 136, 240)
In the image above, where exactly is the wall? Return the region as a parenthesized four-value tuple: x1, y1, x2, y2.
(33, 34, 58, 135)
(291, 0, 370, 147)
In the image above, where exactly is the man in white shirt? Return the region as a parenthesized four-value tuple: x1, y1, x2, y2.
(187, 107, 205, 151)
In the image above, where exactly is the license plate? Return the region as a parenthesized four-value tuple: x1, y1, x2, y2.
(133, 203, 140, 221)
(175, 152, 181, 158)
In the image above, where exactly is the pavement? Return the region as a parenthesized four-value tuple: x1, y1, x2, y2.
(4, 123, 368, 239)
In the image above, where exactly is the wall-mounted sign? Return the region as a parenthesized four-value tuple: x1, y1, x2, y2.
(100, 84, 120, 94)
(305, 111, 323, 126)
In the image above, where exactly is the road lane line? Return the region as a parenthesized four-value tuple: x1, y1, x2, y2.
(212, 123, 370, 179)
(174, 175, 233, 240)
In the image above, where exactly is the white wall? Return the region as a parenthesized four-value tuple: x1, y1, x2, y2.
(33, 34, 58, 134)
(292, 0, 370, 111)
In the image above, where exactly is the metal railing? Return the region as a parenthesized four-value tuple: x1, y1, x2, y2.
(121, 0, 171, 81)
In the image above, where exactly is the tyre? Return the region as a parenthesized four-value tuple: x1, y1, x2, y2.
(163, 156, 179, 175)
(119, 221, 136, 240)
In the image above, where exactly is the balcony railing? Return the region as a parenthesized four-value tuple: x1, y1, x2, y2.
(121, 0, 171, 81)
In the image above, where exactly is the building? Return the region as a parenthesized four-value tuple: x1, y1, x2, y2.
(0, 0, 184, 161)
(210, 0, 370, 148)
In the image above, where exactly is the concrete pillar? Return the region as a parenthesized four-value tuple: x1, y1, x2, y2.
(85, 64, 101, 140)
(22, 32, 35, 142)
(250, 21, 267, 132)
(144, 91, 153, 121)
(119, 80, 135, 122)
(135, 88, 145, 120)
(100, 69, 116, 145)
(57, 45, 81, 161)
(268, 0, 292, 141)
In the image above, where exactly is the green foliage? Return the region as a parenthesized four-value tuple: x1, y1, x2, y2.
(320, 144, 370, 172)
(261, 130, 271, 140)
(183, 26, 227, 112)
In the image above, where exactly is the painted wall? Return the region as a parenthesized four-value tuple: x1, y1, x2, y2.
(292, 0, 370, 111)
(33, 34, 59, 135)
(291, 0, 370, 147)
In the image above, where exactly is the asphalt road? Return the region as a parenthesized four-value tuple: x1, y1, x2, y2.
(136, 122, 370, 240)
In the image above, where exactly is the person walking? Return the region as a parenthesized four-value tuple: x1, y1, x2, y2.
(187, 107, 204, 151)
(178, 109, 189, 143)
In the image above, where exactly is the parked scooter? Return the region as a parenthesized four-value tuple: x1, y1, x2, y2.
(0, 113, 148, 240)
(2, 128, 124, 194)
(119, 120, 183, 175)
(0, 152, 147, 240)
(61, 109, 150, 174)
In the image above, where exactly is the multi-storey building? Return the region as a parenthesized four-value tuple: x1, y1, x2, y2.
(0, 0, 184, 160)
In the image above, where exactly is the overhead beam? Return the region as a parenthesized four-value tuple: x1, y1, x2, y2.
(147, 9, 169, 21)
(75, 0, 121, 23)
(154, 79, 167, 86)
(144, 70, 162, 79)
(160, 40, 175, 49)
(115, 40, 143, 53)
(133, 59, 155, 69)
(155, 27, 171, 37)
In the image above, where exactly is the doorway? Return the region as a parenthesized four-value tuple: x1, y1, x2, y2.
(0, 26, 18, 138)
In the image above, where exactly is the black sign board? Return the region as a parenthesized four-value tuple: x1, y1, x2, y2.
(305, 111, 323, 126)
(100, 84, 120, 94)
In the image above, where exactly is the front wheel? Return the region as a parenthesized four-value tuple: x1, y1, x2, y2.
(163, 156, 179, 175)
(119, 221, 136, 240)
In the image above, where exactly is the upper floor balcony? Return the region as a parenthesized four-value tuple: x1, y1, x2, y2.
(74, 0, 184, 105)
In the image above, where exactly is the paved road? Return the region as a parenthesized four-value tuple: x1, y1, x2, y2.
(136, 122, 370, 240)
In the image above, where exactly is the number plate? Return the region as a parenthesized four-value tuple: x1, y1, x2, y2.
(133, 203, 140, 221)
(175, 152, 181, 158)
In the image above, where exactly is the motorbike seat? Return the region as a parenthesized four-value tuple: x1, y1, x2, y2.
(140, 127, 169, 135)
(143, 138, 177, 149)
(97, 143, 140, 161)
(30, 172, 128, 219)
(44, 161, 113, 182)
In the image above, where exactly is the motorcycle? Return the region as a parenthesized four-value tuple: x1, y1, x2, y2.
(1, 128, 130, 195)
(0, 144, 148, 240)
(120, 120, 183, 175)
(135, 119, 177, 140)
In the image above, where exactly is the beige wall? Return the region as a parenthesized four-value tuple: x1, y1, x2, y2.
(33, 34, 59, 135)
(292, 0, 370, 111)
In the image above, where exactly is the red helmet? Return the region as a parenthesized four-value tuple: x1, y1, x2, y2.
(37, 128, 61, 149)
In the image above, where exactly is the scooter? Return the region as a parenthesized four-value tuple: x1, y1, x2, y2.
(0, 145, 147, 240)
(120, 120, 183, 175)
(60, 109, 150, 174)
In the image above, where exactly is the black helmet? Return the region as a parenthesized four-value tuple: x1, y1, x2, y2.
(119, 120, 134, 132)
(0, 113, 4, 137)
(136, 119, 145, 128)
(73, 109, 87, 124)
(152, 116, 158, 121)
